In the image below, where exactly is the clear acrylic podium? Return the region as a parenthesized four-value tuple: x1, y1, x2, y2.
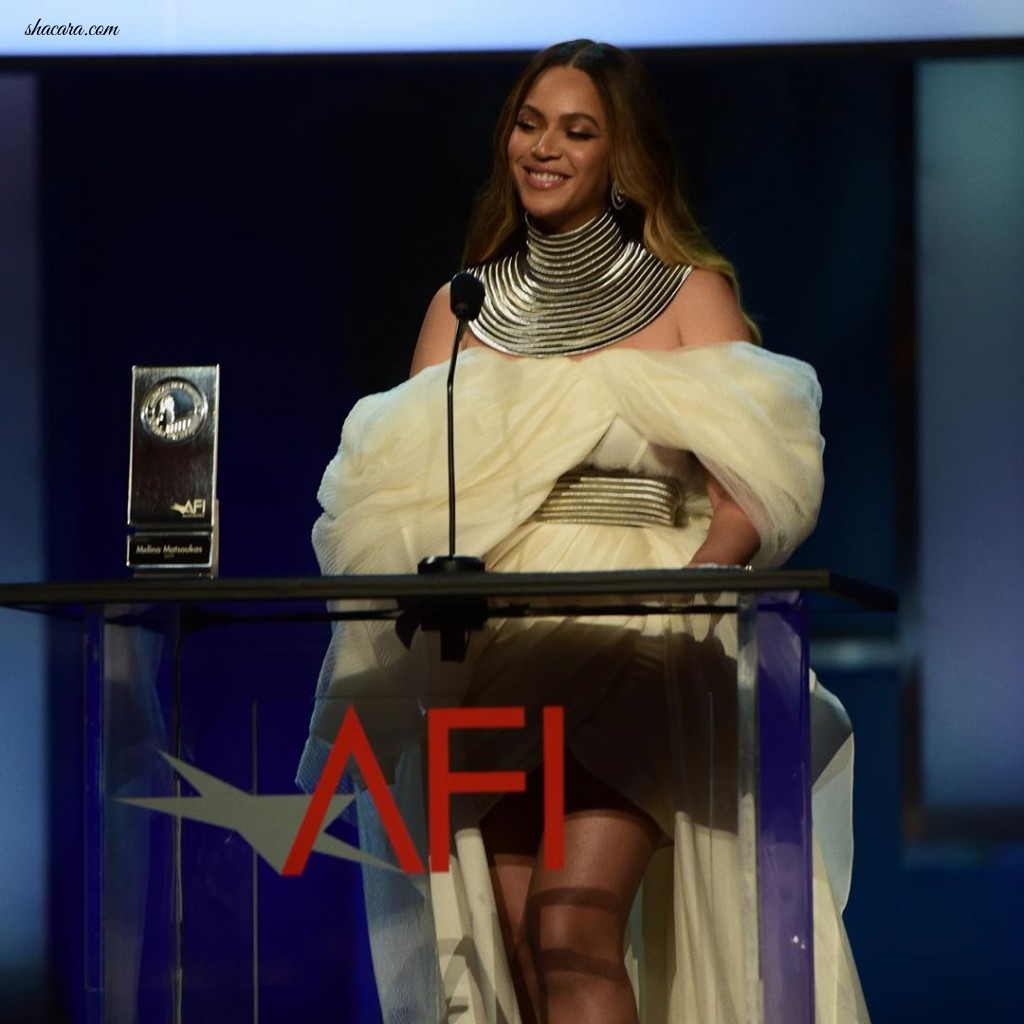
(0, 570, 894, 1024)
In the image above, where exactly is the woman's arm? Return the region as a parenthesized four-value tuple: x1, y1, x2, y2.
(687, 467, 761, 567)
(673, 267, 751, 348)
(669, 268, 761, 564)
(409, 283, 460, 377)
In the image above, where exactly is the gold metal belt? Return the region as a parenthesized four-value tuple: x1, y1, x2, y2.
(532, 468, 683, 528)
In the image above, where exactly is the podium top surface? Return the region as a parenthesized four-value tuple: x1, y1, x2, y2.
(0, 569, 897, 617)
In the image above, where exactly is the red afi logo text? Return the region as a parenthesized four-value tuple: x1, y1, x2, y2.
(124, 704, 567, 875)
(284, 705, 566, 874)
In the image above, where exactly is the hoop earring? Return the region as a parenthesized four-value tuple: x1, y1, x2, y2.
(610, 181, 627, 210)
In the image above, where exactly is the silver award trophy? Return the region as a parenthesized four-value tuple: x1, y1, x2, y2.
(127, 366, 220, 576)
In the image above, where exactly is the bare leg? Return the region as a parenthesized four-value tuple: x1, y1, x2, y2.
(481, 768, 544, 1024)
(482, 758, 662, 1024)
(528, 804, 660, 1024)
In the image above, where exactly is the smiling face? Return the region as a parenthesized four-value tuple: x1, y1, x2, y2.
(506, 65, 613, 235)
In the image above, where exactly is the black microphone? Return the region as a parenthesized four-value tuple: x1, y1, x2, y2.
(450, 270, 485, 323)
(414, 272, 488, 661)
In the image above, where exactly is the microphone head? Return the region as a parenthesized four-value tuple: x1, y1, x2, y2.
(449, 272, 485, 322)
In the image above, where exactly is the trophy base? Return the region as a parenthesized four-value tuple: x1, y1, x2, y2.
(127, 530, 217, 576)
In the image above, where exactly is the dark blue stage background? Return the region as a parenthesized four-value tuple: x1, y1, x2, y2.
(1, 48, 1021, 1022)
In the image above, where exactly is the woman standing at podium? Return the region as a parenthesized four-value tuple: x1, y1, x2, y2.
(302, 39, 868, 1024)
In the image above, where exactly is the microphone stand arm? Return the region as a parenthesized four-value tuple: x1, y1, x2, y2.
(414, 287, 487, 661)
(445, 321, 467, 557)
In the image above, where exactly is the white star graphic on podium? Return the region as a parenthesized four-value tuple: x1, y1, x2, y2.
(119, 752, 397, 873)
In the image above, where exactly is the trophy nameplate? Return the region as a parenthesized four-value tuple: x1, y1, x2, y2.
(127, 366, 219, 576)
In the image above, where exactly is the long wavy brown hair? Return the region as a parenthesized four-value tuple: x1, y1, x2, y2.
(462, 39, 760, 342)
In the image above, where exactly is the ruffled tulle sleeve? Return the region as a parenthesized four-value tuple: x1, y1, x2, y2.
(312, 342, 823, 575)
(580, 342, 824, 566)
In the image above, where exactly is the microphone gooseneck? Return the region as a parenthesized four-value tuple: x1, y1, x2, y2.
(443, 272, 485, 556)
(415, 272, 488, 661)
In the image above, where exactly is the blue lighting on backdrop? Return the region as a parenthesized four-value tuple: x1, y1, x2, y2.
(918, 59, 1024, 806)
(0, 74, 45, 986)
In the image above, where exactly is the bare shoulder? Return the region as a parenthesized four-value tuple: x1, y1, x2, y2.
(669, 267, 752, 348)
(409, 282, 458, 377)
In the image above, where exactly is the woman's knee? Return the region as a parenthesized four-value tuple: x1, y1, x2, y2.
(525, 886, 629, 978)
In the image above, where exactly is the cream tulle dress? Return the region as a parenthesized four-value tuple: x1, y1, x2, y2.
(298, 342, 870, 1024)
